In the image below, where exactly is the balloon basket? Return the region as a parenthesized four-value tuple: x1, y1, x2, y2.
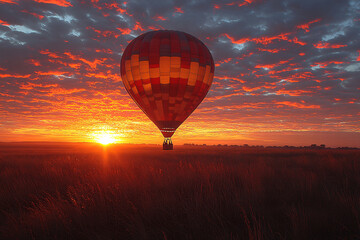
(163, 138, 173, 150)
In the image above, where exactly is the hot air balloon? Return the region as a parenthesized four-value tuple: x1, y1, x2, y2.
(120, 30, 214, 150)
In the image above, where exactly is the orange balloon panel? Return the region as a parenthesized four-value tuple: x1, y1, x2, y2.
(120, 30, 214, 137)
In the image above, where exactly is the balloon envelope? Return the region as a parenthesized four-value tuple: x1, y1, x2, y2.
(120, 30, 214, 138)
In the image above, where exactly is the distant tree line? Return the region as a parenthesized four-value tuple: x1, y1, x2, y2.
(183, 143, 359, 150)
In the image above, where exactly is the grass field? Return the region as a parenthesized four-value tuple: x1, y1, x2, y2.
(0, 143, 360, 240)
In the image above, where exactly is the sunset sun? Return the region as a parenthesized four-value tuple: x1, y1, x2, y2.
(94, 132, 116, 145)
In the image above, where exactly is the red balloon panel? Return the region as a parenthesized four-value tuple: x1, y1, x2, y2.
(121, 30, 214, 137)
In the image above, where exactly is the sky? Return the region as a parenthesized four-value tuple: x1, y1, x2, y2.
(0, 0, 359, 147)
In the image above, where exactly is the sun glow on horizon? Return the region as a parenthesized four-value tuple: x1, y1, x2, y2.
(96, 133, 115, 145)
(92, 130, 119, 145)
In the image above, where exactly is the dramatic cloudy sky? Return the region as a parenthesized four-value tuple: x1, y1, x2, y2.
(0, 0, 359, 146)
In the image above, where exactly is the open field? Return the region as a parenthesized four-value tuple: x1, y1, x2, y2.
(1, 143, 360, 240)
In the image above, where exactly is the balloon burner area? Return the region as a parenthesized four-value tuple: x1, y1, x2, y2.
(163, 138, 173, 150)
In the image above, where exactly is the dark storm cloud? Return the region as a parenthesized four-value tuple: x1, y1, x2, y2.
(0, 0, 359, 143)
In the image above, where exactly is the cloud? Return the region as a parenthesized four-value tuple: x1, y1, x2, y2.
(21, 10, 44, 19)
(117, 27, 131, 35)
(296, 18, 321, 32)
(0, 19, 10, 25)
(174, 7, 184, 14)
(0, 73, 31, 78)
(0, 0, 18, 4)
(153, 15, 167, 21)
(32, 0, 72, 7)
(275, 101, 320, 109)
(313, 41, 347, 48)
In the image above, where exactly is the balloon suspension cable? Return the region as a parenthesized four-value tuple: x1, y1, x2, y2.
(163, 137, 173, 150)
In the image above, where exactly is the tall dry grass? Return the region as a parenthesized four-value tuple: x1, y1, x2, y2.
(0, 143, 359, 239)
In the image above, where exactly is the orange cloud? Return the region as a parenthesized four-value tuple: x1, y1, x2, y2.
(299, 53, 305, 56)
(35, 71, 67, 76)
(0, 0, 18, 4)
(28, 59, 41, 66)
(257, 48, 284, 53)
(205, 91, 243, 102)
(44, 88, 86, 96)
(237, 52, 254, 60)
(148, 25, 164, 31)
(255, 64, 277, 69)
(85, 72, 107, 79)
(269, 71, 313, 82)
(215, 58, 232, 66)
(116, 8, 127, 14)
(357, 50, 360, 61)
(314, 41, 347, 48)
(95, 49, 113, 54)
(214, 4, 220, 9)
(275, 101, 320, 109)
(223, 34, 250, 44)
(290, 72, 314, 80)
(237, 2, 248, 7)
(85, 72, 121, 82)
(117, 27, 131, 35)
(255, 60, 288, 69)
(47, 58, 81, 69)
(205, 102, 267, 110)
(214, 75, 245, 83)
(0, 73, 31, 78)
(275, 89, 314, 96)
(290, 37, 307, 46)
(226, 0, 255, 7)
(98, 2, 131, 15)
(225, 32, 306, 46)
(296, 18, 321, 32)
(253, 32, 291, 45)
(133, 21, 144, 31)
(268, 66, 300, 75)
(64, 52, 103, 69)
(40, 50, 61, 58)
(19, 82, 58, 90)
(33, 0, 72, 7)
(153, 15, 167, 21)
(87, 27, 121, 39)
(174, 7, 184, 13)
(311, 61, 345, 68)
(21, 10, 44, 19)
(68, 62, 81, 69)
(0, 19, 10, 25)
(103, 2, 119, 9)
(242, 86, 263, 92)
